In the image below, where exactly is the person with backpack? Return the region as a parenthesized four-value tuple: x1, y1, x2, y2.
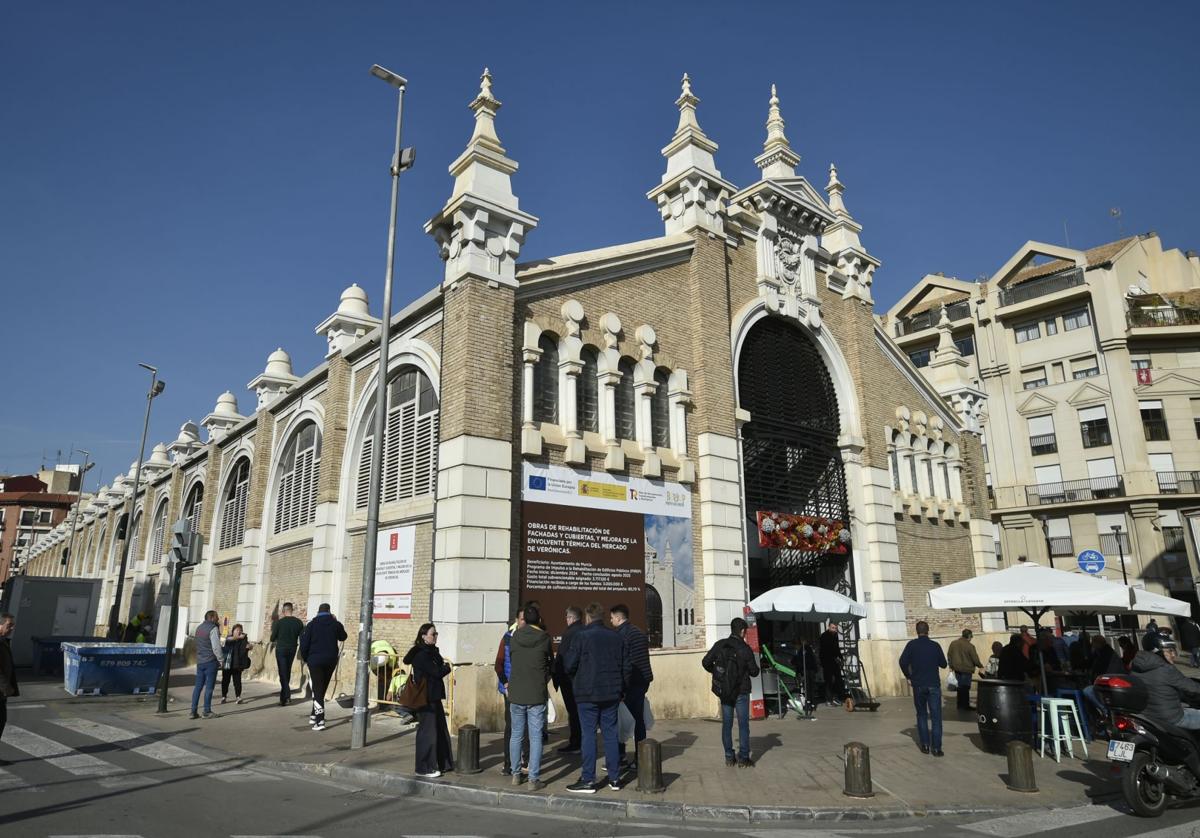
(702, 617, 760, 768)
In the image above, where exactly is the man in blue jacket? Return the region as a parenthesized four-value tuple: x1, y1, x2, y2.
(562, 602, 630, 793)
(299, 603, 346, 732)
(899, 620, 948, 756)
(610, 603, 653, 769)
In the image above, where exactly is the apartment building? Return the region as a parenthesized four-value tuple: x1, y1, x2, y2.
(885, 233, 1200, 618)
(0, 468, 80, 588)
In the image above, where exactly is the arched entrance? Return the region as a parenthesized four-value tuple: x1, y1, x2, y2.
(738, 316, 854, 600)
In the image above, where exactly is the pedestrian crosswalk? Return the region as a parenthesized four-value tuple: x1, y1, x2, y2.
(0, 719, 281, 792)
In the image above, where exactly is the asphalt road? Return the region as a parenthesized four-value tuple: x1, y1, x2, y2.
(2, 697, 1199, 838)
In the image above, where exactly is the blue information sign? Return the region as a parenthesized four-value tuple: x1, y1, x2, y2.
(1077, 549, 1106, 575)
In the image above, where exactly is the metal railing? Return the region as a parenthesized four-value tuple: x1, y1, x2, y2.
(999, 268, 1086, 307)
(1127, 307, 1200, 328)
(1026, 475, 1125, 505)
(894, 300, 972, 336)
(1157, 470, 1200, 494)
(1029, 433, 1058, 455)
(1047, 535, 1075, 556)
(1099, 532, 1132, 555)
(1164, 527, 1187, 553)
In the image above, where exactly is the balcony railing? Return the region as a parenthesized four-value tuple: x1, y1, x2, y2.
(1157, 470, 1200, 494)
(1142, 419, 1170, 441)
(1029, 433, 1058, 456)
(999, 268, 1086, 307)
(894, 299, 972, 336)
(1046, 535, 1075, 556)
(1164, 527, 1187, 553)
(1127, 307, 1200, 328)
(1026, 475, 1125, 505)
(1099, 532, 1132, 556)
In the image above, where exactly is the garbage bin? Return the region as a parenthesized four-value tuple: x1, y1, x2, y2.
(976, 678, 1033, 753)
(62, 642, 167, 696)
(31, 636, 93, 676)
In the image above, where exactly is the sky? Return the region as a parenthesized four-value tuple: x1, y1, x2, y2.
(2, 2, 1198, 492)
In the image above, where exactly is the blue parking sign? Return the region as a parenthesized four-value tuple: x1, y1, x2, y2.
(1077, 549, 1106, 575)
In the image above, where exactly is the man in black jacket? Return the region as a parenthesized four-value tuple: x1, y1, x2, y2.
(562, 602, 629, 793)
(702, 617, 760, 767)
(552, 605, 583, 753)
(610, 603, 653, 768)
(299, 603, 347, 732)
(1131, 647, 1200, 730)
(819, 624, 849, 709)
(0, 613, 17, 753)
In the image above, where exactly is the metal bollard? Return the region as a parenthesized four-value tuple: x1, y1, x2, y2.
(456, 724, 482, 775)
(843, 741, 874, 798)
(1005, 740, 1038, 793)
(637, 738, 664, 793)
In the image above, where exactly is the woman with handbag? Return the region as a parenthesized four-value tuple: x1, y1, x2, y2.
(402, 623, 453, 778)
(221, 624, 253, 704)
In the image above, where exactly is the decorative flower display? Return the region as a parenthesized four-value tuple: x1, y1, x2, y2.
(755, 511, 850, 553)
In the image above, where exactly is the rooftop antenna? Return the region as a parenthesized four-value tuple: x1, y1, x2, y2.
(1063, 219, 1070, 247)
(1110, 206, 1123, 236)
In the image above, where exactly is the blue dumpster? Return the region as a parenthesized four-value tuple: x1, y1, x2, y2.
(62, 642, 166, 696)
(31, 636, 94, 676)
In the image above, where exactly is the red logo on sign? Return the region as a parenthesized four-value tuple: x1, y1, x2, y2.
(389, 533, 398, 550)
(1136, 368, 1152, 385)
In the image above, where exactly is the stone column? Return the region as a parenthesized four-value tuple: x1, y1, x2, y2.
(236, 413, 273, 639)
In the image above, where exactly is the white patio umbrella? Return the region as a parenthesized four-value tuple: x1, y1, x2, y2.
(747, 584, 868, 622)
(928, 562, 1190, 692)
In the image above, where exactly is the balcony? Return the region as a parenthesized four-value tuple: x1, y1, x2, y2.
(1025, 475, 1125, 505)
(894, 300, 972, 336)
(1099, 532, 1132, 556)
(1157, 470, 1200, 494)
(999, 268, 1086, 308)
(1046, 535, 1075, 556)
(1029, 433, 1058, 456)
(1127, 307, 1200, 328)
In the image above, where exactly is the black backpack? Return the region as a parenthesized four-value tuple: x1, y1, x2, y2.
(710, 641, 742, 704)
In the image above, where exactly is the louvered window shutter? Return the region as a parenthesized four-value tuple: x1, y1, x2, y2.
(615, 360, 636, 440)
(579, 349, 599, 433)
(651, 368, 670, 449)
(355, 435, 373, 509)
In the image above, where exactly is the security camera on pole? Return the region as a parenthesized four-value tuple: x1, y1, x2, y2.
(157, 518, 203, 713)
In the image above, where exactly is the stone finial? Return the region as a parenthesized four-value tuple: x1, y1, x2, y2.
(826, 163, 849, 218)
(202, 391, 246, 443)
(316, 282, 380, 357)
(600, 312, 622, 350)
(647, 73, 734, 236)
(934, 306, 961, 360)
(561, 299, 584, 339)
(636, 324, 657, 362)
(248, 349, 300, 411)
(754, 84, 800, 178)
(425, 68, 539, 288)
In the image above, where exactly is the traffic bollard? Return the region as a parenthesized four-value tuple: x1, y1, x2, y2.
(1005, 740, 1038, 792)
(843, 741, 874, 798)
(637, 738, 664, 793)
(456, 724, 482, 774)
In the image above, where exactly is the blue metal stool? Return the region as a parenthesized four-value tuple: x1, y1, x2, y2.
(1054, 687, 1091, 741)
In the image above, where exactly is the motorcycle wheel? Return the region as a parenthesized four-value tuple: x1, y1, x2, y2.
(1123, 752, 1168, 818)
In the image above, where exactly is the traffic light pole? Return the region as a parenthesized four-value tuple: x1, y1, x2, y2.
(156, 558, 184, 714)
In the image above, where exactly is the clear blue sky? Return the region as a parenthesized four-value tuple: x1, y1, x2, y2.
(3, 2, 1198, 491)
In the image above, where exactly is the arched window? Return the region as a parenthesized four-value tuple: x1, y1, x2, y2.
(274, 422, 321, 535)
(149, 499, 168, 565)
(220, 458, 250, 550)
(183, 482, 204, 536)
(579, 347, 599, 434)
(645, 584, 663, 648)
(355, 368, 439, 509)
(127, 510, 143, 568)
(651, 367, 671, 449)
(80, 529, 93, 576)
(91, 527, 107, 576)
(615, 358, 636, 441)
(533, 334, 558, 424)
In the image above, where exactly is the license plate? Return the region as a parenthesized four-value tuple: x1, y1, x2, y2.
(1108, 740, 1135, 762)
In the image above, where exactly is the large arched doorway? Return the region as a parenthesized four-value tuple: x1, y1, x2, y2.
(739, 316, 853, 599)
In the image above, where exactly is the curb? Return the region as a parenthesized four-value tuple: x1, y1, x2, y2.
(263, 759, 1113, 824)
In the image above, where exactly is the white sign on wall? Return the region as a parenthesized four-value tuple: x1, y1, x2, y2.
(373, 525, 415, 619)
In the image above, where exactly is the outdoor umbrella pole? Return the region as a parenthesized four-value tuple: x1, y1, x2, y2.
(1023, 607, 1050, 697)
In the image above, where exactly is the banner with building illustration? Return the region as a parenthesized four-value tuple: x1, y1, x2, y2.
(520, 463, 695, 648)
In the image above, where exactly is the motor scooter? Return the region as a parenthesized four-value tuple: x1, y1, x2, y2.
(1094, 673, 1200, 817)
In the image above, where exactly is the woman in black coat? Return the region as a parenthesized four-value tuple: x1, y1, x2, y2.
(403, 623, 453, 777)
(221, 623, 253, 704)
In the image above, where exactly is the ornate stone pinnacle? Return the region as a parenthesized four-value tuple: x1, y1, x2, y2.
(763, 83, 790, 152)
(673, 72, 703, 136)
(826, 162, 849, 217)
(471, 67, 501, 111)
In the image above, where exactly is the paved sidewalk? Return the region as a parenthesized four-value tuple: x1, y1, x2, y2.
(105, 669, 1123, 821)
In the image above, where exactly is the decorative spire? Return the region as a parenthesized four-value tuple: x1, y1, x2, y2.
(826, 163, 849, 217)
(425, 68, 538, 288)
(754, 84, 800, 178)
(934, 305, 961, 360)
(648, 73, 733, 236)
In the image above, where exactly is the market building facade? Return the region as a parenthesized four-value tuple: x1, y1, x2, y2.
(24, 73, 996, 726)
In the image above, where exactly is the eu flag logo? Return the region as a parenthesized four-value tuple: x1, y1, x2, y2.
(529, 475, 547, 490)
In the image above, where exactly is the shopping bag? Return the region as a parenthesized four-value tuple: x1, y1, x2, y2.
(643, 696, 655, 732)
(946, 671, 958, 691)
(397, 673, 428, 709)
(617, 702, 635, 742)
(546, 697, 558, 725)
